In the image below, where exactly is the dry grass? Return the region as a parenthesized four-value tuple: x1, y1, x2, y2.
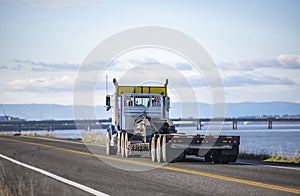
(20, 132, 58, 138)
(239, 146, 300, 164)
(0, 162, 34, 196)
(238, 153, 270, 161)
(81, 131, 106, 145)
(264, 150, 300, 164)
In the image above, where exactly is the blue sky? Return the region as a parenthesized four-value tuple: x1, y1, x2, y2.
(0, 0, 299, 105)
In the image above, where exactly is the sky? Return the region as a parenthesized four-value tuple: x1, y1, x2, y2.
(0, 0, 300, 105)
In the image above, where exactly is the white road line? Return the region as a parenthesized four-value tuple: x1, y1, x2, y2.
(237, 161, 300, 171)
(24, 136, 105, 147)
(0, 153, 109, 196)
(263, 164, 300, 171)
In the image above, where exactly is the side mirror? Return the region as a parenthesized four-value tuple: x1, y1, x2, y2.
(166, 96, 170, 111)
(106, 96, 111, 107)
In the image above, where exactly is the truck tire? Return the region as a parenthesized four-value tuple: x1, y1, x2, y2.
(151, 136, 157, 162)
(162, 135, 182, 163)
(106, 130, 117, 155)
(162, 135, 168, 162)
(121, 132, 125, 158)
(124, 132, 129, 158)
(117, 131, 121, 154)
(106, 130, 111, 155)
(156, 136, 162, 163)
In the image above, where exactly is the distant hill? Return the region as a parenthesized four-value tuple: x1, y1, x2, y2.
(1, 102, 299, 120)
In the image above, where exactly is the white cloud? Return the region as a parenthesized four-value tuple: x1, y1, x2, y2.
(7, 75, 75, 92)
(222, 71, 294, 87)
(10, 0, 102, 8)
(14, 59, 79, 72)
(218, 54, 300, 71)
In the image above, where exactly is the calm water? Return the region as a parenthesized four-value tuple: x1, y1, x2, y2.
(2, 123, 299, 158)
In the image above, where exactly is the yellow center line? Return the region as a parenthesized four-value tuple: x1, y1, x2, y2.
(1, 137, 300, 195)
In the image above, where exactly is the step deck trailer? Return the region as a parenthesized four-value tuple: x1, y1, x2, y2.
(105, 78, 239, 163)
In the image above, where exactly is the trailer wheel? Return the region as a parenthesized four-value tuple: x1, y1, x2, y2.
(124, 132, 129, 158)
(204, 153, 212, 162)
(121, 132, 125, 157)
(156, 136, 162, 163)
(230, 155, 237, 162)
(151, 136, 157, 162)
(212, 151, 220, 164)
(220, 155, 229, 164)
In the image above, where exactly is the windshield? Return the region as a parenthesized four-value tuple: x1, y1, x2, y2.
(124, 95, 161, 107)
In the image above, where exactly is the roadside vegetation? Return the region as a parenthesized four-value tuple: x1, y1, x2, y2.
(0, 132, 57, 138)
(238, 152, 270, 161)
(0, 162, 34, 196)
(239, 148, 300, 165)
(81, 132, 106, 145)
(264, 151, 299, 164)
(20, 132, 58, 138)
(0, 131, 107, 145)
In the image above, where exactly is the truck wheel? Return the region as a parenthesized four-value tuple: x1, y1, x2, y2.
(124, 132, 129, 158)
(151, 136, 157, 162)
(117, 131, 121, 154)
(106, 130, 118, 155)
(156, 136, 162, 163)
(162, 135, 168, 162)
(106, 130, 111, 155)
(121, 132, 125, 157)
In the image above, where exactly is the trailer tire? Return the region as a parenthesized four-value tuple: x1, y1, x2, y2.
(124, 132, 129, 158)
(151, 136, 157, 162)
(230, 155, 237, 162)
(121, 132, 125, 158)
(156, 136, 162, 163)
(212, 151, 220, 164)
(204, 153, 213, 162)
(220, 155, 229, 164)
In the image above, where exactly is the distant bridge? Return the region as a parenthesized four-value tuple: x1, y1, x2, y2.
(1, 118, 300, 132)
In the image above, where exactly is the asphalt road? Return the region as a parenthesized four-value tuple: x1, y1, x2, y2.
(0, 136, 299, 196)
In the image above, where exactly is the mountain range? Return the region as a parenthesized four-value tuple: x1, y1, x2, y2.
(1, 102, 300, 120)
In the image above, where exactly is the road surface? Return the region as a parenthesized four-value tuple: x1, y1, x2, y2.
(0, 136, 299, 196)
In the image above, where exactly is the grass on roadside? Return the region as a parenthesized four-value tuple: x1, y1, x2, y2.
(0, 131, 107, 145)
(81, 132, 106, 145)
(264, 151, 300, 164)
(238, 153, 270, 161)
(238, 148, 300, 165)
(0, 162, 34, 196)
(20, 132, 58, 139)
